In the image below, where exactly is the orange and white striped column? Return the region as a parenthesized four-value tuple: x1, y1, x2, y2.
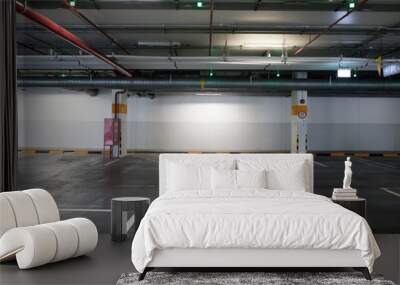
(112, 90, 128, 156)
(290, 72, 308, 153)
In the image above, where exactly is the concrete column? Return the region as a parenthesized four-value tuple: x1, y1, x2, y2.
(290, 72, 308, 153)
(112, 90, 128, 157)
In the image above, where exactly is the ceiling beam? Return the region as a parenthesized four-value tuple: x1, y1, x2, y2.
(17, 42, 47, 55)
(17, 24, 400, 36)
(294, 0, 369, 55)
(19, 32, 76, 55)
(63, 0, 131, 55)
(351, 20, 400, 57)
(24, 1, 400, 12)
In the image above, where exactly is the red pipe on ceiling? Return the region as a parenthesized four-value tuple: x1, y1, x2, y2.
(16, 1, 133, 78)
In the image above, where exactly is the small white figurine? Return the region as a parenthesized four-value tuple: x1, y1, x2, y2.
(343, 157, 353, 189)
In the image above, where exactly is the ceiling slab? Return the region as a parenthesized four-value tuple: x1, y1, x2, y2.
(25, 0, 400, 12)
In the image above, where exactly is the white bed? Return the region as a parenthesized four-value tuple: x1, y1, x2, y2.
(131, 154, 380, 280)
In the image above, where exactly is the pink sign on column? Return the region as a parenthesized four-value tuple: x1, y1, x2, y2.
(104, 118, 114, 146)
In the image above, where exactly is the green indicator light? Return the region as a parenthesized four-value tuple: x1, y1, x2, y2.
(197, 1, 203, 8)
(348, 0, 356, 9)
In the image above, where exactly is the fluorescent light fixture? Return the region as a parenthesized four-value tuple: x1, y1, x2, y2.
(137, 41, 180, 47)
(337, 68, 351, 78)
(383, 63, 400, 77)
(195, 92, 222, 96)
(244, 43, 291, 49)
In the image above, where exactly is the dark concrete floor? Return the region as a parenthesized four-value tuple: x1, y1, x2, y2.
(16, 153, 400, 233)
(4, 154, 400, 284)
(0, 234, 133, 285)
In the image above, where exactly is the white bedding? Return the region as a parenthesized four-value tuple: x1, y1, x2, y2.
(131, 190, 380, 273)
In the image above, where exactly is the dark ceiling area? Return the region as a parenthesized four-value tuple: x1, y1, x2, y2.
(15, 0, 400, 84)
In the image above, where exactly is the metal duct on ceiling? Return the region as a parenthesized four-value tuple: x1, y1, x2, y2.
(17, 78, 400, 91)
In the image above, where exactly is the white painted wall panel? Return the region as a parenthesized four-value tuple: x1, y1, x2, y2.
(18, 88, 111, 149)
(308, 97, 360, 124)
(17, 88, 400, 151)
(308, 97, 400, 151)
(128, 95, 290, 151)
(129, 95, 290, 123)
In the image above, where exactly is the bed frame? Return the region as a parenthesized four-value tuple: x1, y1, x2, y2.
(139, 154, 371, 281)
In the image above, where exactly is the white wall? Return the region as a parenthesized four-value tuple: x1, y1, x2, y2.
(17, 88, 400, 151)
(308, 97, 400, 151)
(18, 88, 111, 149)
(128, 95, 290, 151)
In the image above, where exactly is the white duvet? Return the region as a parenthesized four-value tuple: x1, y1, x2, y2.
(131, 190, 380, 273)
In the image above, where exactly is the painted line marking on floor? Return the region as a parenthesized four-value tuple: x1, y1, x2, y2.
(60, 208, 111, 212)
(314, 161, 328, 168)
(119, 184, 157, 188)
(380, 187, 400, 198)
(104, 159, 120, 166)
(353, 157, 399, 171)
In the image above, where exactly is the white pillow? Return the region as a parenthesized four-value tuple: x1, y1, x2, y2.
(211, 168, 236, 190)
(238, 159, 307, 191)
(166, 159, 236, 193)
(167, 162, 211, 191)
(266, 161, 306, 191)
(236, 169, 267, 189)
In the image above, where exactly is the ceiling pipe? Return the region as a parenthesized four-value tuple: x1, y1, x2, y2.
(17, 77, 400, 91)
(17, 42, 47, 55)
(294, 0, 369, 55)
(63, 0, 131, 55)
(208, 0, 214, 57)
(15, 1, 133, 77)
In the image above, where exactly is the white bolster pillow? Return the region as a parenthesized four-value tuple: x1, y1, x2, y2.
(0, 218, 98, 269)
(1, 191, 39, 227)
(0, 196, 17, 237)
(63, 218, 98, 257)
(0, 226, 57, 269)
(23, 189, 60, 224)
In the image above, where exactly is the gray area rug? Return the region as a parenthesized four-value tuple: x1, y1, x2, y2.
(116, 272, 396, 285)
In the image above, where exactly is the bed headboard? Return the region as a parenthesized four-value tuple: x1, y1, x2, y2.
(159, 153, 314, 195)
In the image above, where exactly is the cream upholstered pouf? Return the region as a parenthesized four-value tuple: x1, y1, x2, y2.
(0, 189, 98, 269)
